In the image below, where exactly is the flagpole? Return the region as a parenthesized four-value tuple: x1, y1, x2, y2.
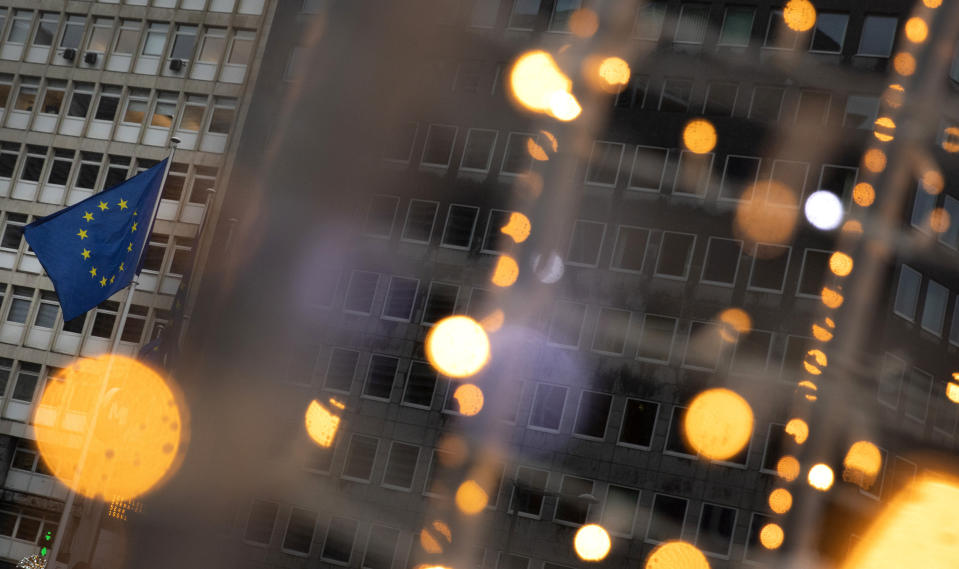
(46, 138, 180, 569)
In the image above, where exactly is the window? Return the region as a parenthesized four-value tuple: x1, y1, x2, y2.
(655, 232, 696, 279)
(86, 18, 112, 53)
(322, 517, 358, 564)
(749, 86, 785, 121)
(6, 287, 31, 324)
(857, 15, 898, 57)
(227, 30, 254, 65)
(170, 24, 197, 60)
(14, 79, 38, 112)
(610, 226, 649, 272)
(844, 95, 879, 129)
(528, 383, 567, 431)
(40, 81, 65, 115)
(11, 441, 45, 474)
(903, 368, 933, 422)
(382, 442, 419, 490)
(142, 22, 169, 56)
(696, 504, 736, 557)
(244, 500, 278, 545)
(114, 20, 140, 54)
(601, 485, 640, 537)
(646, 494, 687, 543)
(719, 155, 760, 200)
(282, 508, 317, 555)
(585, 142, 624, 186)
(933, 387, 957, 435)
(718, 7, 753, 47)
(637, 314, 676, 362)
(7, 10, 32, 44)
(151, 91, 177, 128)
(441, 205, 479, 249)
(619, 398, 658, 448)
(481, 209, 512, 253)
(501, 132, 535, 174)
(634, 1, 666, 40)
(797, 249, 830, 296)
(198, 27, 226, 63)
(893, 265, 922, 320)
(403, 361, 437, 408)
(122, 89, 148, 124)
(0, 358, 10, 397)
(673, 150, 712, 196)
(731, 330, 772, 375)
(401, 200, 437, 243)
(364, 195, 398, 238)
(759, 423, 786, 473)
(67, 83, 93, 118)
(796, 90, 831, 125)
(324, 348, 359, 392)
(508, 0, 542, 30)
(940, 195, 959, 249)
(614, 75, 648, 108)
(592, 307, 630, 354)
(629, 146, 669, 191)
(94, 87, 121, 122)
(461, 129, 497, 171)
(363, 355, 398, 400)
(342, 435, 378, 482)
(33, 13, 57, 47)
(1, 214, 27, 251)
(810, 12, 848, 53)
(208, 97, 236, 134)
(573, 391, 612, 439)
(921, 280, 948, 335)
(659, 78, 692, 112)
(33, 291, 58, 329)
(547, 301, 586, 347)
(911, 185, 937, 230)
(884, 456, 916, 498)
(817, 164, 857, 203)
(424, 449, 451, 497)
(344, 271, 378, 314)
(664, 405, 697, 456)
(684, 321, 722, 370)
(878, 353, 906, 408)
(674, 4, 709, 44)
(382, 277, 418, 321)
(951, 301, 959, 346)
(120, 305, 147, 344)
(764, 9, 799, 49)
(548, 0, 581, 32)
(567, 220, 605, 266)
(19, 145, 45, 182)
(422, 282, 458, 325)
(747, 244, 790, 292)
(178, 95, 206, 132)
(362, 525, 399, 569)
(510, 466, 549, 517)
(90, 301, 119, 339)
(143, 233, 168, 273)
(780, 335, 812, 382)
(700, 238, 741, 285)
(745, 513, 775, 562)
(421, 124, 457, 167)
(11, 363, 39, 403)
(0, 143, 16, 179)
(703, 82, 738, 116)
(554, 475, 593, 525)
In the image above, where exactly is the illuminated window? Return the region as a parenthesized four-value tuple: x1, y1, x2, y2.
(321, 517, 359, 564)
(797, 249, 830, 297)
(554, 475, 593, 525)
(749, 85, 785, 121)
(903, 368, 933, 422)
(362, 525, 399, 569)
(659, 78, 693, 112)
(893, 265, 922, 321)
(482, 209, 512, 253)
(731, 330, 772, 375)
(510, 466, 549, 517)
(920, 280, 948, 336)
(343, 270, 379, 314)
(619, 398, 658, 448)
(602, 485, 640, 537)
(674, 4, 709, 44)
(857, 15, 898, 57)
(719, 155, 760, 200)
(683, 321, 723, 370)
(282, 508, 317, 555)
(529, 383, 567, 431)
(441, 204, 479, 249)
(718, 7, 753, 47)
(567, 220, 605, 266)
(844, 95, 880, 129)
(646, 494, 688, 542)
(421, 124, 458, 167)
(549, 0, 582, 32)
(342, 435, 378, 482)
(878, 353, 906, 408)
(547, 301, 587, 347)
(674, 150, 712, 196)
(381, 276, 418, 321)
(696, 504, 737, 557)
(149, 91, 177, 128)
(634, 1, 667, 40)
(422, 282, 458, 325)
(759, 423, 785, 473)
(664, 406, 697, 456)
(610, 225, 649, 273)
(363, 355, 398, 400)
(382, 442, 419, 490)
(401, 199, 438, 244)
(324, 348, 359, 392)
(573, 391, 613, 438)
(470, 0, 500, 28)
(592, 307, 631, 354)
(700, 237, 742, 285)
(628, 146, 669, 191)
(809, 12, 848, 53)
(796, 90, 831, 125)
(655, 231, 696, 279)
(501, 132, 535, 174)
(460, 128, 498, 171)
(637, 314, 676, 362)
(402, 361, 437, 408)
(703, 82, 739, 116)
(244, 500, 278, 545)
(586, 141, 625, 186)
(747, 244, 791, 292)
(508, 0, 543, 30)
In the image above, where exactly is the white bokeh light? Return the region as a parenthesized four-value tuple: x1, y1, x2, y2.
(804, 190, 843, 230)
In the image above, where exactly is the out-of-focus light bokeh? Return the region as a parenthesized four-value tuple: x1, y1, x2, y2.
(842, 441, 882, 490)
(893, 52, 916, 76)
(455, 479, 489, 515)
(785, 418, 810, 444)
(597, 57, 631, 92)
(682, 119, 717, 154)
(769, 488, 793, 514)
(853, 182, 876, 207)
(829, 252, 854, 277)
(643, 541, 710, 569)
(904, 17, 929, 43)
(783, 0, 817, 31)
(777, 456, 801, 482)
(946, 380, 959, 403)
(822, 286, 845, 308)
(684, 388, 754, 461)
(573, 524, 611, 561)
(863, 148, 888, 172)
(491, 255, 520, 287)
(452, 384, 484, 416)
(426, 316, 491, 378)
(305, 399, 340, 447)
(501, 212, 531, 243)
(760, 523, 785, 549)
(510, 51, 580, 121)
(804, 190, 844, 230)
(808, 463, 835, 491)
(718, 307, 752, 342)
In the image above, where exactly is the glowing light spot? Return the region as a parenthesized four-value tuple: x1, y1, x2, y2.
(893, 52, 916, 76)
(783, 0, 816, 31)
(812, 323, 834, 342)
(597, 57, 631, 92)
(491, 255, 519, 287)
(863, 148, 887, 173)
(736, 182, 798, 246)
(760, 524, 784, 549)
(804, 190, 843, 230)
(549, 91, 582, 121)
(785, 418, 810, 444)
(841, 475, 959, 569)
(798, 379, 819, 392)
(924, 0, 942, 6)
(527, 138, 549, 161)
(683, 388, 753, 461)
(905, 17, 928, 43)
(929, 208, 951, 233)
(426, 316, 491, 378)
(942, 126, 959, 153)
(643, 541, 709, 569)
(569, 9, 599, 37)
(540, 130, 558, 152)
(437, 435, 468, 467)
(883, 84, 905, 108)
(532, 252, 565, 283)
(329, 398, 345, 410)
(501, 212, 531, 243)
(841, 220, 863, 234)
(455, 480, 489, 514)
(33, 355, 187, 501)
(574, 524, 611, 561)
(479, 309, 505, 332)
(873, 117, 895, 142)
(853, 183, 875, 207)
(808, 463, 834, 491)
(768, 488, 793, 514)
(305, 400, 340, 447)
(829, 252, 853, 277)
(420, 521, 452, 554)
(947, 381, 959, 403)
(682, 119, 717, 154)
(777, 456, 800, 482)
(803, 349, 827, 375)
(718, 308, 751, 342)
(822, 286, 844, 308)
(452, 384, 484, 416)
(510, 51, 572, 115)
(921, 170, 944, 195)
(843, 441, 882, 490)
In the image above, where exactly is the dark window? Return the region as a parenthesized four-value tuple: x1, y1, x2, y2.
(798, 250, 830, 296)
(796, 90, 831, 125)
(511, 466, 548, 516)
(749, 86, 784, 121)
(720, 155, 760, 200)
(781, 336, 811, 383)
(62, 314, 85, 334)
(684, 321, 722, 370)
(701, 238, 741, 284)
(567, 221, 605, 266)
(382, 442, 418, 489)
(421, 125, 457, 166)
(425, 449, 452, 496)
(0, 359, 9, 399)
(382, 277, 418, 321)
(857, 15, 897, 57)
(573, 391, 612, 438)
(362, 525, 399, 569)
(697, 504, 737, 556)
(461, 129, 497, 170)
(610, 226, 648, 272)
(244, 500, 278, 544)
(403, 361, 437, 407)
(761, 424, 786, 471)
(619, 399, 658, 447)
(325, 348, 359, 392)
(0, 143, 18, 178)
(749, 245, 790, 291)
(745, 513, 775, 562)
(592, 307, 630, 354)
(305, 444, 334, 473)
(637, 315, 675, 361)
(554, 476, 593, 525)
(602, 485, 640, 536)
(322, 517, 359, 563)
(67, 85, 93, 118)
(614, 75, 648, 108)
(674, 151, 711, 196)
(508, 0, 542, 30)
(363, 355, 398, 399)
(343, 435, 378, 481)
(90, 301, 119, 339)
(659, 78, 692, 112)
(731, 330, 772, 375)
(665, 406, 696, 455)
(482, 209, 511, 253)
(819, 165, 857, 202)
(656, 232, 695, 278)
(20, 153, 45, 182)
(1, 213, 27, 250)
(529, 383, 567, 430)
(47, 152, 72, 185)
(402, 200, 437, 243)
(442, 205, 479, 248)
(365, 195, 398, 238)
(586, 142, 624, 185)
(810, 13, 848, 53)
(547, 301, 586, 347)
(422, 283, 458, 325)
(704, 82, 738, 116)
(647, 494, 688, 542)
(629, 146, 668, 190)
(94, 89, 120, 121)
(344, 271, 378, 314)
(501, 133, 534, 174)
(718, 7, 753, 46)
(282, 508, 317, 554)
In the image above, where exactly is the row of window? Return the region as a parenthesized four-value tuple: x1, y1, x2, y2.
(0, 76, 237, 152)
(88, 0, 264, 14)
(877, 353, 955, 432)
(0, 506, 57, 548)
(0, 9, 256, 82)
(893, 264, 959, 342)
(911, 186, 959, 250)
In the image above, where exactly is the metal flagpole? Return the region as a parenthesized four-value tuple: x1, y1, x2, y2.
(45, 138, 180, 568)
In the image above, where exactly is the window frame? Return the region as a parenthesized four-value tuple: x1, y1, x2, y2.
(654, 231, 697, 280)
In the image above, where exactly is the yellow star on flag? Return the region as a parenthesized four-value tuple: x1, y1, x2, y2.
(82, 212, 94, 222)
(133, 210, 138, 216)
(119, 262, 124, 272)
(117, 199, 128, 210)
(127, 242, 133, 252)
(89, 267, 97, 278)
(77, 229, 88, 240)
(98, 201, 109, 211)
(99, 277, 107, 287)
(110, 275, 115, 284)
(131, 222, 138, 232)
(81, 249, 91, 260)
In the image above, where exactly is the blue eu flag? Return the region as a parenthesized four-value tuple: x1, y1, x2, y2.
(24, 159, 168, 321)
